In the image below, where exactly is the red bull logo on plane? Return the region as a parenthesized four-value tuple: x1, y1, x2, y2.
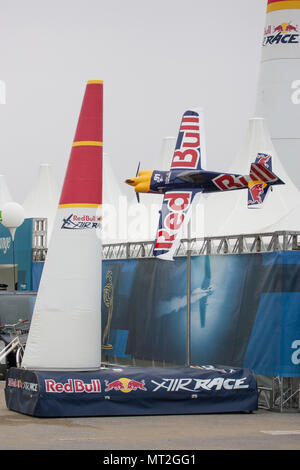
(212, 174, 248, 191)
(248, 182, 266, 205)
(263, 22, 299, 45)
(105, 377, 147, 393)
(256, 153, 271, 169)
(154, 191, 192, 251)
(171, 114, 201, 170)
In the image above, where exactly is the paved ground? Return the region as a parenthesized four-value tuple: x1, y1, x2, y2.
(0, 382, 300, 452)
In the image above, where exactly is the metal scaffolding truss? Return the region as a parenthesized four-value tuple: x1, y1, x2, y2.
(31, 220, 300, 260)
(258, 377, 300, 412)
(32, 218, 48, 262)
(102, 231, 300, 260)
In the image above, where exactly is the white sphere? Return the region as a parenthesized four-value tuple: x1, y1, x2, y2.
(2, 202, 25, 229)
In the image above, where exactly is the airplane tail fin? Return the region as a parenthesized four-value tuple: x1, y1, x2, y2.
(247, 153, 284, 209)
(250, 153, 284, 185)
(247, 180, 270, 209)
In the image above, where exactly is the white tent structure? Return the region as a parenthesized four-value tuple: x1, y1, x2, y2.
(102, 152, 127, 244)
(103, 152, 124, 207)
(0, 174, 12, 210)
(158, 136, 177, 171)
(22, 164, 59, 241)
(190, 117, 300, 238)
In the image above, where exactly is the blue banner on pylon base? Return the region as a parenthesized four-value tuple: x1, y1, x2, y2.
(5, 365, 258, 417)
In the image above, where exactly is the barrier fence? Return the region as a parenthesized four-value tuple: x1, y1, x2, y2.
(102, 231, 300, 260)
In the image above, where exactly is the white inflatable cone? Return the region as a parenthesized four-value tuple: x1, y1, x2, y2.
(256, 0, 300, 189)
(22, 80, 103, 370)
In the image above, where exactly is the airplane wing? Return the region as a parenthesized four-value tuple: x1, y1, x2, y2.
(170, 108, 206, 171)
(153, 189, 201, 260)
(153, 109, 207, 260)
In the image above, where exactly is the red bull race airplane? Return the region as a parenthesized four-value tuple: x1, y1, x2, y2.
(125, 109, 285, 260)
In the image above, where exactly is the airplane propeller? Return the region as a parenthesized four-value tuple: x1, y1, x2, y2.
(136, 162, 140, 203)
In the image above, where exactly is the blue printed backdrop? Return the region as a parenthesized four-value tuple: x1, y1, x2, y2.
(101, 258, 188, 364)
(190, 252, 300, 376)
(22, 251, 300, 377)
(32, 262, 44, 292)
(243, 252, 300, 377)
(190, 254, 259, 367)
(101, 252, 300, 377)
(0, 219, 33, 291)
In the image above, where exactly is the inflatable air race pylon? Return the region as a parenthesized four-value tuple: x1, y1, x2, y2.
(256, 0, 300, 187)
(22, 80, 103, 369)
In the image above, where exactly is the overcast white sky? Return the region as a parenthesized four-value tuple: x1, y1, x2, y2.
(0, 0, 267, 203)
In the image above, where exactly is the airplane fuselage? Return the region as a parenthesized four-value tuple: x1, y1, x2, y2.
(149, 169, 251, 195)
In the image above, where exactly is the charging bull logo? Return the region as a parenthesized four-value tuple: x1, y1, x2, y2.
(104, 377, 147, 393)
(248, 182, 266, 205)
(256, 154, 271, 169)
(263, 22, 299, 46)
(274, 23, 298, 33)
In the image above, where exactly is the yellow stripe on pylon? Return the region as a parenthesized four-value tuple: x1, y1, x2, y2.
(267, 1, 300, 12)
(72, 141, 103, 147)
(87, 80, 103, 85)
(58, 203, 102, 209)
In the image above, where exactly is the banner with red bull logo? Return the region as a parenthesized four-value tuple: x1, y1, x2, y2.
(5, 364, 258, 417)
